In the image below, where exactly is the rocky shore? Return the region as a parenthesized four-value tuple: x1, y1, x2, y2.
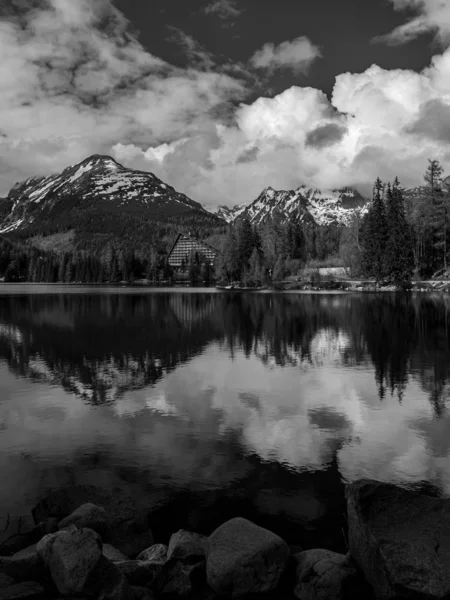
(0, 479, 449, 600)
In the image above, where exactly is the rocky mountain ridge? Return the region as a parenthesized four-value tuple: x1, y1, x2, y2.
(216, 185, 369, 226)
(0, 155, 216, 236)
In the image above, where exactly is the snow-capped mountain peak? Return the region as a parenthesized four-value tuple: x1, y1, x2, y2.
(0, 155, 214, 235)
(215, 185, 369, 226)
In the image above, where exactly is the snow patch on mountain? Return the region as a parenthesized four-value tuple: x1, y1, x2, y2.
(215, 185, 369, 226)
(0, 154, 215, 235)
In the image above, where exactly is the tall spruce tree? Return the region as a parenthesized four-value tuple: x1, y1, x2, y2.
(361, 177, 388, 281)
(423, 159, 448, 270)
(384, 179, 414, 282)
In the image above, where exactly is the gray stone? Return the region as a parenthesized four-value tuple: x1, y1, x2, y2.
(9, 547, 36, 561)
(86, 555, 131, 600)
(294, 549, 358, 600)
(346, 479, 450, 600)
(131, 586, 156, 600)
(0, 547, 43, 584)
(36, 527, 102, 595)
(0, 582, 44, 600)
(206, 517, 290, 598)
(32, 485, 153, 557)
(103, 544, 129, 563)
(58, 503, 108, 538)
(135, 544, 167, 563)
(167, 530, 206, 561)
(115, 560, 158, 587)
(157, 560, 205, 596)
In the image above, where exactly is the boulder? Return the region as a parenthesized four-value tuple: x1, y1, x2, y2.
(346, 479, 450, 600)
(86, 555, 131, 600)
(32, 485, 153, 557)
(131, 586, 156, 600)
(167, 530, 207, 561)
(0, 547, 43, 584)
(36, 527, 102, 595)
(156, 560, 205, 596)
(0, 582, 45, 600)
(103, 544, 129, 563)
(58, 503, 108, 538)
(294, 549, 359, 600)
(115, 560, 158, 587)
(136, 544, 167, 563)
(0, 519, 58, 559)
(206, 517, 290, 598)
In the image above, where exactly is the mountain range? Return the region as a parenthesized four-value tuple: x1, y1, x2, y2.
(215, 186, 368, 226)
(0, 155, 371, 259)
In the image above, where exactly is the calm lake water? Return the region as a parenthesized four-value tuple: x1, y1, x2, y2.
(0, 286, 449, 549)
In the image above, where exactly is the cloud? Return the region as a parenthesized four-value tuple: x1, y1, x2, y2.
(305, 124, 348, 149)
(0, 0, 246, 191)
(203, 0, 243, 20)
(3, 0, 450, 209)
(249, 36, 322, 74)
(166, 26, 216, 70)
(374, 0, 450, 46)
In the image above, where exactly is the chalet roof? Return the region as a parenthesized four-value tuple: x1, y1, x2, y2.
(167, 232, 220, 260)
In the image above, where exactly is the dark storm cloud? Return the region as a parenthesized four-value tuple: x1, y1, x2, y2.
(236, 146, 260, 163)
(406, 99, 450, 142)
(305, 123, 347, 149)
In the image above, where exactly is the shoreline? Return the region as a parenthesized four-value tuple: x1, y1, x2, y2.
(0, 480, 447, 600)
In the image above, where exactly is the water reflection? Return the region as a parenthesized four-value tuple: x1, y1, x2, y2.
(0, 290, 449, 550)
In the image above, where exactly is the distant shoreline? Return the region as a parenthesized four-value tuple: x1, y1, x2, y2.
(1, 280, 450, 293)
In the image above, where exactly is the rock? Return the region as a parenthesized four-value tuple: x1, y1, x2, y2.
(9, 547, 36, 562)
(206, 517, 290, 598)
(346, 479, 450, 600)
(157, 560, 205, 596)
(28, 519, 59, 544)
(58, 503, 108, 538)
(294, 549, 359, 600)
(167, 530, 206, 561)
(0, 582, 44, 600)
(0, 548, 43, 584)
(131, 586, 156, 600)
(103, 544, 129, 563)
(85, 555, 131, 600)
(115, 560, 158, 587)
(136, 544, 167, 563)
(0, 575, 14, 590)
(32, 485, 153, 557)
(36, 527, 102, 595)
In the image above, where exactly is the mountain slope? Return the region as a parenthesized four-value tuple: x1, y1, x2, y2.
(1, 155, 221, 235)
(216, 185, 369, 226)
(0, 156, 225, 261)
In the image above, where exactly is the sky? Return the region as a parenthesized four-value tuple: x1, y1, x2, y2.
(1, 0, 450, 208)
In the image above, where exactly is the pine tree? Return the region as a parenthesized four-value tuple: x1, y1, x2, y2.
(361, 178, 388, 281)
(423, 159, 448, 270)
(384, 179, 414, 283)
(235, 217, 253, 279)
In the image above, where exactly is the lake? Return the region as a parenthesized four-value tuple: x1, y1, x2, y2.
(0, 286, 449, 550)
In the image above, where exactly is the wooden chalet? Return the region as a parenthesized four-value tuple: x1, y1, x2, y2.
(167, 233, 219, 269)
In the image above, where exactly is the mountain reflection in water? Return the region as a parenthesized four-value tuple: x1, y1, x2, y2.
(0, 289, 449, 550)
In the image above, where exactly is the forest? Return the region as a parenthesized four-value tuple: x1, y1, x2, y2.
(0, 159, 447, 285)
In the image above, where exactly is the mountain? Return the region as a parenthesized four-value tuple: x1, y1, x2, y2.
(215, 185, 369, 226)
(0, 155, 222, 235)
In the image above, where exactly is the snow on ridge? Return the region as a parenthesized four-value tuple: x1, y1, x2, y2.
(68, 163, 93, 184)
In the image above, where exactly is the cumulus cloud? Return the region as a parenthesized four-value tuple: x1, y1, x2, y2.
(203, 0, 243, 20)
(249, 36, 322, 74)
(3, 0, 450, 209)
(0, 0, 245, 191)
(374, 0, 450, 46)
